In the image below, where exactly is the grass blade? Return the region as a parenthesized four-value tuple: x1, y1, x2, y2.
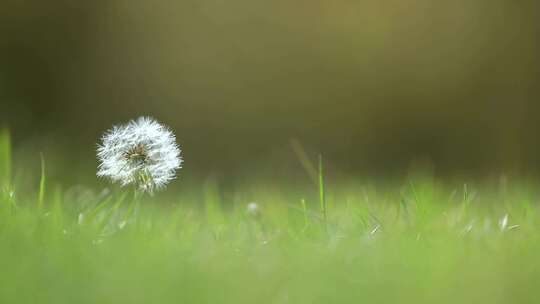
(0, 129, 11, 189)
(38, 153, 46, 209)
(290, 138, 318, 184)
(319, 154, 327, 232)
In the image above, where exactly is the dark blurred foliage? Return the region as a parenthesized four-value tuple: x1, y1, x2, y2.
(1, 0, 540, 181)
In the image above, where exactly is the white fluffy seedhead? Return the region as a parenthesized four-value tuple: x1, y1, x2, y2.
(97, 117, 182, 193)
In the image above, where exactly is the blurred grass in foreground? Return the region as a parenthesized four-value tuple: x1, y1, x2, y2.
(1, 132, 540, 303)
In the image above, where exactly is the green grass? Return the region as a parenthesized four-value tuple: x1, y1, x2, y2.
(1, 134, 540, 303)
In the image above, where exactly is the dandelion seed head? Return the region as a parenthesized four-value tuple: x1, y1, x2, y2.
(97, 117, 182, 193)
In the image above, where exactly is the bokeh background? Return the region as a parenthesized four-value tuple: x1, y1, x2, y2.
(1, 0, 539, 183)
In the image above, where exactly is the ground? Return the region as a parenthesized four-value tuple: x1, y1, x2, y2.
(1, 132, 540, 303)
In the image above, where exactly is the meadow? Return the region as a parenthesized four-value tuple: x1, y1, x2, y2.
(1, 129, 540, 304)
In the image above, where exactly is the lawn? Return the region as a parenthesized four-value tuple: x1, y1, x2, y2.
(1, 130, 540, 304)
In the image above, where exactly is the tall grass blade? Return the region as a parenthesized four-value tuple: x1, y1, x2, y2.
(301, 198, 309, 231)
(290, 138, 318, 184)
(318, 154, 327, 232)
(38, 153, 46, 209)
(0, 129, 11, 189)
(203, 178, 224, 237)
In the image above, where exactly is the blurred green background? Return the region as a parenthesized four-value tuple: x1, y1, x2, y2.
(1, 0, 539, 181)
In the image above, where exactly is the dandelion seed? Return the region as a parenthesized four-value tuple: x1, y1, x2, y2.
(118, 220, 127, 230)
(78, 213, 85, 225)
(370, 224, 380, 235)
(499, 214, 509, 231)
(461, 221, 474, 236)
(508, 224, 520, 230)
(247, 202, 261, 217)
(97, 117, 182, 193)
